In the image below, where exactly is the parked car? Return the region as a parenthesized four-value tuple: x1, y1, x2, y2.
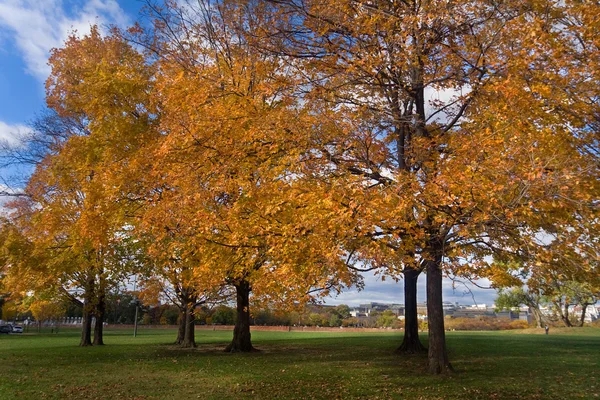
(0, 325, 11, 334)
(11, 325, 23, 333)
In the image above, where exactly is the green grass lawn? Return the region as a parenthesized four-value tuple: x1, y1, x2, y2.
(0, 327, 598, 399)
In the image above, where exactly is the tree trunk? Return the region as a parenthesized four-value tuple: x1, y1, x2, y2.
(578, 304, 588, 327)
(80, 275, 94, 346)
(530, 307, 544, 328)
(564, 303, 572, 327)
(560, 302, 573, 327)
(396, 268, 426, 354)
(426, 256, 452, 374)
(93, 296, 105, 346)
(175, 309, 185, 345)
(80, 310, 93, 347)
(181, 303, 196, 348)
(225, 280, 256, 352)
(554, 301, 570, 327)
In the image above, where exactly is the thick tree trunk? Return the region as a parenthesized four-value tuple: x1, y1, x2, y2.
(181, 304, 196, 348)
(530, 307, 544, 328)
(524, 293, 544, 328)
(80, 310, 93, 347)
(396, 268, 426, 354)
(93, 293, 105, 346)
(175, 309, 185, 345)
(225, 280, 256, 352)
(93, 315, 104, 346)
(80, 274, 95, 346)
(426, 256, 452, 374)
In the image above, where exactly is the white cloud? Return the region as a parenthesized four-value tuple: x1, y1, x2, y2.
(0, 0, 129, 81)
(424, 85, 472, 124)
(0, 120, 31, 146)
(324, 270, 497, 306)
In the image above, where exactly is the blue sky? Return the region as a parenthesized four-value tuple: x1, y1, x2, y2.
(0, 0, 139, 134)
(0, 0, 499, 307)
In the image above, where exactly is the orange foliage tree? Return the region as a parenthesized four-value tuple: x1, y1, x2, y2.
(135, 235, 231, 348)
(254, 0, 599, 372)
(125, 1, 358, 352)
(1, 26, 156, 346)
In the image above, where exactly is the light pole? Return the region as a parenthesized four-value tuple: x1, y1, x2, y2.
(132, 275, 139, 337)
(133, 300, 139, 337)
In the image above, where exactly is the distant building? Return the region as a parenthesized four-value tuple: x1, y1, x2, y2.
(569, 305, 599, 323)
(345, 300, 597, 324)
(450, 307, 495, 319)
(442, 302, 458, 316)
(388, 304, 405, 316)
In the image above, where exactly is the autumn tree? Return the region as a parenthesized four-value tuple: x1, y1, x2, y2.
(29, 298, 65, 332)
(0, 111, 92, 324)
(253, 0, 600, 373)
(0, 110, 81, 183)
(0, 26, 157, 347)
(3, 184, 130, 346)
(251, 0, 513, 370)
(0, 300, 17, 322)
(0, 110, 100, 343)
(136, 238, 229, 348)
(125, 0, 358, 352)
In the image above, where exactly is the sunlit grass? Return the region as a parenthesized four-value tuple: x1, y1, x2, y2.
(0, 327, 598, 399)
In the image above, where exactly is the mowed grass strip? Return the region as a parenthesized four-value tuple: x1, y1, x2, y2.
(0, 327, 598, 399)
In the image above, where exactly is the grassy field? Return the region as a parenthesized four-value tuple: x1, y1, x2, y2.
(0, 327, 598, 399)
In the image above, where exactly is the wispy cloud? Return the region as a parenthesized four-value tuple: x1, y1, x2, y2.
(0, 120, 31, 146)
(0, 0, 129, 81)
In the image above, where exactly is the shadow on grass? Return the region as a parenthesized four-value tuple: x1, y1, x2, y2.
(3, 329, 598, 376)
(2, 329, 598, 400)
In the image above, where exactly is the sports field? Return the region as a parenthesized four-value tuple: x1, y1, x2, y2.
(0, 327, 598, 399)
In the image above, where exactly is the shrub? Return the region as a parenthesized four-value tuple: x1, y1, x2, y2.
(508, 320, 529, 330)
(329, 314, 342, 327)
(376, 310, 401, 328)
(342, 317, 361, 327)
(211, 305, 236, 325)
(445, 317, 531, 331)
